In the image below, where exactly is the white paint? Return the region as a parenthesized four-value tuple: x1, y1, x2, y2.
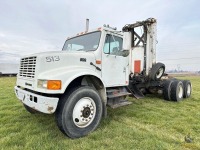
(131, 47, 144, 74)
(14, 86, 58, 114)
(146, 21, 157, 75)
(15, 21, 157, 112)
(72, 97, 96, 128)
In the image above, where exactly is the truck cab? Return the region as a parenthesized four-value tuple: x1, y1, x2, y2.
(15, 26, 130, 112)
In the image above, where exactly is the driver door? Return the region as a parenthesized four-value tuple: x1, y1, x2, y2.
(101, 34, 129, 87)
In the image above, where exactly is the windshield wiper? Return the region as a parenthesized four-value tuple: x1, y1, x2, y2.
(76, 49, 95, 52)
(77, 49, 85, 51)
(85, 49, 95, 52)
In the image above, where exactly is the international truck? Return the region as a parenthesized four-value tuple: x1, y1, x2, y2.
(14, 18, 192, 138)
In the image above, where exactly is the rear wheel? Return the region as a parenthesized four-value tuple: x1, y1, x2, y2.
(170, 80, 184, 102)
(55, 86, 103, 138)
(182, 80, 192, 98)
(163, 80, 174, 100)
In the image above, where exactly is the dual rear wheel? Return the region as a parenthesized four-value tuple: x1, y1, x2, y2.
(163, 79, 192, 101)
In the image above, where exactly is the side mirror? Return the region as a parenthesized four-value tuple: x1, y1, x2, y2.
(121, 32, 131, 57)
(123, 32, 132, 50)
(121, 49, 130, 57)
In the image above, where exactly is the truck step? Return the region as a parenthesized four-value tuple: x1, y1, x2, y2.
(106, 87, 132, 108)
(106, 89, 120, 93)
(107, 92, 132, 99)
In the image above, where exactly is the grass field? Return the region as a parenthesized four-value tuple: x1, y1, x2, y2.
(0, 77, 200, 150)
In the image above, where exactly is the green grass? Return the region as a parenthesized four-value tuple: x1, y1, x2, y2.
(0, 76, 200, 150)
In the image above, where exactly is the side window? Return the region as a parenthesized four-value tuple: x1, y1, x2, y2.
(103, 34, 123, 56)
(103, 35, 110, 54)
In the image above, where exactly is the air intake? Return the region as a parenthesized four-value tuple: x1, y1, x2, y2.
(19, 56, 36, 78)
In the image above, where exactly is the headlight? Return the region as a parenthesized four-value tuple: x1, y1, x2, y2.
(38, 80, 61, 90)
(38, 80, 47, 89)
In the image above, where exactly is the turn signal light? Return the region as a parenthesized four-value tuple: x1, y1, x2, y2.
(96, 60, 101, 64)
(47, 80, 61, 90)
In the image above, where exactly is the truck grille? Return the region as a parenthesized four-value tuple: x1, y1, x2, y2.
(19, 56, 37, 78)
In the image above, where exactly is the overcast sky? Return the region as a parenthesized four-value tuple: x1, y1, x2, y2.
(0, 0, 200, 72)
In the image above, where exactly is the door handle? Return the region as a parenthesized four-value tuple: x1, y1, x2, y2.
(123, 67, 126, 72)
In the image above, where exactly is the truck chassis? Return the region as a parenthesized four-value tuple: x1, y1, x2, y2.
(14, 18, 192, 138)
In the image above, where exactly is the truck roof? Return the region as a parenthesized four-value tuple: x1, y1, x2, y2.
(66, 26, 123, 40)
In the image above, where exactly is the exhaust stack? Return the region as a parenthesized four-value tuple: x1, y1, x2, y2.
(86, 18, 89, 32)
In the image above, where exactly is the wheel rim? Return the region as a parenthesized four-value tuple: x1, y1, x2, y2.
(187, 84, 191, 96)
(73, 97, 96, 128)
(156, 67, 164, 79)
(178, 85, 183, 98)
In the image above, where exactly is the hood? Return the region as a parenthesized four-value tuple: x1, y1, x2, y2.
(21, 51, 97, 79)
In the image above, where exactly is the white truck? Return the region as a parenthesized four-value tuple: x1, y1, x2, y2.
(14, 18, 192, 138)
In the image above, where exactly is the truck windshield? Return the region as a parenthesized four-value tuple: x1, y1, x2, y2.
(62, 31, 101, 51)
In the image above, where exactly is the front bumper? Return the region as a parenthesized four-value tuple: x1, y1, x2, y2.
(14, 86, 59, 114)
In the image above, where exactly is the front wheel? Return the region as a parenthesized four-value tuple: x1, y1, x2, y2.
(55, 86, 103, 138)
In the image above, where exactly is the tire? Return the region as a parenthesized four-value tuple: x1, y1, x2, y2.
(23, 104, 38, 114)
(149, 63, 165, 81)
(182, 80, 192, 98)
(163, 80, 174, 100)
(170, 80, 184, 101)
(55, 86, 103, 138)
